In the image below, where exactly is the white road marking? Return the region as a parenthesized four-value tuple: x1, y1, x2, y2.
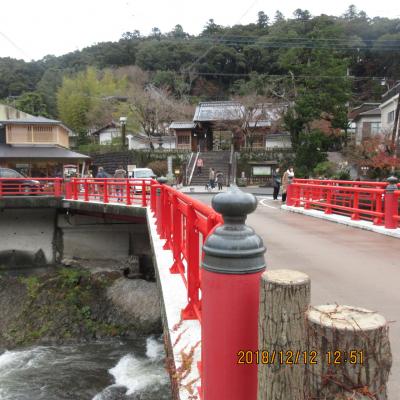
(259, 198, 280, 209)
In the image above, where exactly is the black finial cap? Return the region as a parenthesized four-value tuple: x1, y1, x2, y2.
(202, 185, 266, 275)
(157, 176, 168, 185)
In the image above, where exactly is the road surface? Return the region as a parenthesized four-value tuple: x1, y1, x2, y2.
(193, 193, 400, 397)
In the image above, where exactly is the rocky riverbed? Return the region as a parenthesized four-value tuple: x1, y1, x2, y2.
(0, 259, 162, 348)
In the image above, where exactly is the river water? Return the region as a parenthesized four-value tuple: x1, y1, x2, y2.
(0, 336, 171, 400)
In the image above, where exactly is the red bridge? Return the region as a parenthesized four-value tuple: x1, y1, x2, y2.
(0, 176, 399, 399)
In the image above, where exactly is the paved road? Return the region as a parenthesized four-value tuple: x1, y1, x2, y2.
(193, 194, 400, 397)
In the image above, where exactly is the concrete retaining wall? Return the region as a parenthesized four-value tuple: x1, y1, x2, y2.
(0, 209, 56, 264)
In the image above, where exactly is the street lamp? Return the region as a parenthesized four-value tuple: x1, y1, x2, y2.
(361, 166, 369, 177)
(119, 116, 127, 149)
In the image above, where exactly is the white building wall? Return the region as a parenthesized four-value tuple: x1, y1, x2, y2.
(379, 93, 399, 134)
(99, 128, 121, 144)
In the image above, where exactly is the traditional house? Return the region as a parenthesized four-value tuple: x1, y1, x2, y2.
(169, 122, 197, 151)
(90, 121, 122, 145)
(170, 101, 288, 151)
(0, 115, 89, 177)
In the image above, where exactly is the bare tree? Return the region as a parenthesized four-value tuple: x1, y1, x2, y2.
(128, 85, 193, 149)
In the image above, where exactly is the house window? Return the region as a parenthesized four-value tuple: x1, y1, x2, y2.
(388, 110, 395, 123)
(177, 135, 190, 145)
(371, 122, 381, 134)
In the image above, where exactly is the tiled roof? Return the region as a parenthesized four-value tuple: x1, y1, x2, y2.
(1, 116, 61, 124)
(353, 108, 381, 121)
(170, 121, 196, 129)
(193, 101, 244, 122)
(0, 144, 90, 159)
(1, 116, 73, 133)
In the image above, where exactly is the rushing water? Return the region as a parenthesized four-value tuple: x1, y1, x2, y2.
(0, 336, 171, 400)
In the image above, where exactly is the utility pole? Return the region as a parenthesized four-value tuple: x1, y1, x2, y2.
(391, 94, 400, 156)
(120, 116, 127, 149)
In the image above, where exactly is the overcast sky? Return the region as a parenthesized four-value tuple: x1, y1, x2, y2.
(1, 0, 398, 61)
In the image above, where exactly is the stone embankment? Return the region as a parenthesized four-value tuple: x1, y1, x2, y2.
(0, 258, 161, 348)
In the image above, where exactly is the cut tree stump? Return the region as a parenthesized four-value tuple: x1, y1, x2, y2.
(258, 269, 310, 400)
(306, 304, 392, 400)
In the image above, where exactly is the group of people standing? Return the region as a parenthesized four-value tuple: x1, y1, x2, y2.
(272, 166, 294, 203)
(208, 167, 224, 191)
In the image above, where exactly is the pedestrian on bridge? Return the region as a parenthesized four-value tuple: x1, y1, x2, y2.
(209, 168, 216, 189)
(114, 165, 127, 202)
(281, 166, 294, 203)
(272, 167, 281, 200)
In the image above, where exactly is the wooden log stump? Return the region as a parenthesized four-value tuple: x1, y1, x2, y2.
(258, 269, 311, 400)
(306, 304, 392, 400)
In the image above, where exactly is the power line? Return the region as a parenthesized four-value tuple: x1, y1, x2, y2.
(0, 31, 32, 60)
(179, 71, 395, 81)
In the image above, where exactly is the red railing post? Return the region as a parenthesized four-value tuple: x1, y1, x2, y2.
(351, 191, 360, 220)
(54, 178, 62, 197)
(163, 190, 172, 250)
(64, 181, 72, 199)
(84, 180, 89, 201)
(202, 187, 266, 400)
(156, 186, 163, 236)
(142, 180, 147, 206)
(126, 180, 131, 205)
(157, 177, 168, 238)
(72, 178, 78, 200)
(373, 192, 384, 225)
(170, 193, 184, 274)
(384, 176, 398, 229)
(181, 203, 200, 320)
(286, 183, 294, 206)
(103, 180, 109, 203)
(325, 188, 332, 214)
(150, 183, 156, 213)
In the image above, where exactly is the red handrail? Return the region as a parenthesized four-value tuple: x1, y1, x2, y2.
(0, 177, 63, 197)
(287, 180, 399, 229)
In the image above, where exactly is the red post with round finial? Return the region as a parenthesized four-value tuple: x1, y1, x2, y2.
(202, 186, 266, 400)
(384, 176, 398, 229)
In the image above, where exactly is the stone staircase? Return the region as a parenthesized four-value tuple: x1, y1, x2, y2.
(189, 151, 231, 186)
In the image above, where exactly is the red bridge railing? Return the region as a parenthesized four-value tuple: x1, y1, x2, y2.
(287, 178, 400, 229)
(0, 177, 63, 197)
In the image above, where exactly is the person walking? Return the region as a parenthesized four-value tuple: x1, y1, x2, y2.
(95, 166, 108, 197)
(209, 168, 215, 189)
(196, 157, 204, 176)
(281, 166, 294, 204)
(216, 171, 224, 191)
(272, 167, 281, 200)
(114, 165, 127, 202)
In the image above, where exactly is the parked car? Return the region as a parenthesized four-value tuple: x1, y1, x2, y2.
(0, 168, 41, 195)
(129, 168, 156, 193)
(129, 168, 156, 179)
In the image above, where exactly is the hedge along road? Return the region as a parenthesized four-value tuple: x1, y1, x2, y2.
(192, 193, 400, 397)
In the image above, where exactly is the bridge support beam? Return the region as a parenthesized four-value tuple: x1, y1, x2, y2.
(202, 186, 266, 400)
